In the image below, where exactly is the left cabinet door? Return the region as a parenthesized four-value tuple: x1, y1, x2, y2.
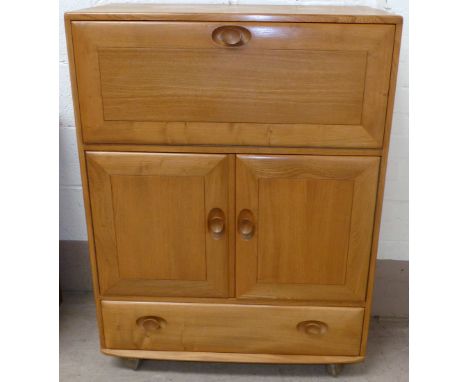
(86, 152, 232, 297)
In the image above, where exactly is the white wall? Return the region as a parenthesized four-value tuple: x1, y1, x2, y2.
(59, 0, 409, 260)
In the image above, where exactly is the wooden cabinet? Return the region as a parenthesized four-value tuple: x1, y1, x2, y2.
(65, 4, 402, 374)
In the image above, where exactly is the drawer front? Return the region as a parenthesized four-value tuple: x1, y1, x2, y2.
(101, 301, 364, 356)
(72, 21, 394, 148)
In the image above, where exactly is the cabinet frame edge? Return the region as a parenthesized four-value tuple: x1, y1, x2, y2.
(65, 16, 107, 347)
(359, 22, 403, 356)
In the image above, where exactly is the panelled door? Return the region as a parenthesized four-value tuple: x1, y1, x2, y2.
(86, 152, 232, 297)
(236, 155, 380, 302)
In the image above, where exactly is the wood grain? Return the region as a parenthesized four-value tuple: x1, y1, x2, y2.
(98, 295, 366, 307)
(81, 144, 383, 157)
(65, 4, 403, 24)
(64, 5, 403, 365)
(257, 178, 354, 285)
(360, 22, 404, 357)
(86, 152, 232, 297)
(236, 155, 380, 302)
(102, 348, 365, 364)
(65, 16, 107, 347)
(101, 301, 364, 356)
(99, 48, 366, 125)
(72, 21, 394, 148)
(111, 175, 206, 281)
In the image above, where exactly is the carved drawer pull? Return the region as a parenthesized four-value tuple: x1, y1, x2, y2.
(208, 208, 226, 239)
(297, 320, 328, 336)
(136, 316, 167, 333)
(212, 25, 251, 47)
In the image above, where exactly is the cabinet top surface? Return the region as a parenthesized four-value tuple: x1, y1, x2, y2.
(65, 4, 402, 24)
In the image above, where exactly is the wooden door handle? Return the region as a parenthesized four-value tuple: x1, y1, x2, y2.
(212, 26, 251, 47)
(208, 208, 225, 239)
(297, 320, 328, 336)
(238, 209, 255, 240)
(136, 316, 167, 333)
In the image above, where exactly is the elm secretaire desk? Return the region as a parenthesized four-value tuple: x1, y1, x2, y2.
(65, 4, 402, 377)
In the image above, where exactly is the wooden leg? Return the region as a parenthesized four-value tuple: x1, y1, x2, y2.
(326, 363, 343, 377)
(122, 358, 142, 371)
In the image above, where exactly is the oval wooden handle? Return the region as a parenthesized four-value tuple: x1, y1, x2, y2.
(212, 26, 251, 47)
(208, 208, 225, 239)
(238, 209, 255, 240)
(136, 316, 167, 333)
(297, 320, 328, 336)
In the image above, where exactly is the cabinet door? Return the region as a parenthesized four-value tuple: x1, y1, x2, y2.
(86, 152, 232, 297)
(72, 22, 394, 148)
(236, 155, 379, 302)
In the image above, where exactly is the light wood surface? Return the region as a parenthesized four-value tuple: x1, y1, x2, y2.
(64, 5, 403, 365)
(81, 144, 383, 157)
(99, 48, 365, 124)
(65, 4, 402, 24)
(65, 15, 108, 347)
(86, 152, 232, 297)
(102, 348, 364, 364)
(360, 22, 404, 356)
(98, 295, 365, 307)
(72, 21, 394, 148)
(236, 155, 379, 302)
(102, 301, 364, 356)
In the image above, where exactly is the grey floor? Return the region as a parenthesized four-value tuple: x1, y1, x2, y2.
(60, 293, 408, 382)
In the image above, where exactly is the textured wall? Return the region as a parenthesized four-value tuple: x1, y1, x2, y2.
(59, 0, 409, 260)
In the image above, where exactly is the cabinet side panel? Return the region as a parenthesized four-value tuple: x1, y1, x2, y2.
(64, 16, 106, 346)
(360, 23, 402, 356)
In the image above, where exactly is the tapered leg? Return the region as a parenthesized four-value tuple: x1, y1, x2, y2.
(326, 363, 343, 377)
(122, 358, 142, 371)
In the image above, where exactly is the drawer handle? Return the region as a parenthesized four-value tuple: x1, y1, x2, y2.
(297, 320, 328, 336)
(136, 316, 167, 333)
(237, 209, 255, 240)
(208, 208, 225, 239)
(212, 26, 251, 47)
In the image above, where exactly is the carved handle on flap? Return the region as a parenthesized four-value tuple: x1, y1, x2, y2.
(237, 209, 255, 240)
(212, 26, 251, 47)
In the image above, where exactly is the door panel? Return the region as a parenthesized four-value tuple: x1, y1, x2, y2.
(98, 48, 366, 125)
(236, 155, 380, 302)
(72, 21, 394, 147)
(110, 175, 206, 281)
(86, 152, 232, 297)
(258, 178, 354, 285)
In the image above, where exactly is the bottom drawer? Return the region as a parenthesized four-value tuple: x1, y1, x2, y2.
(102, 301, 364, 356)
